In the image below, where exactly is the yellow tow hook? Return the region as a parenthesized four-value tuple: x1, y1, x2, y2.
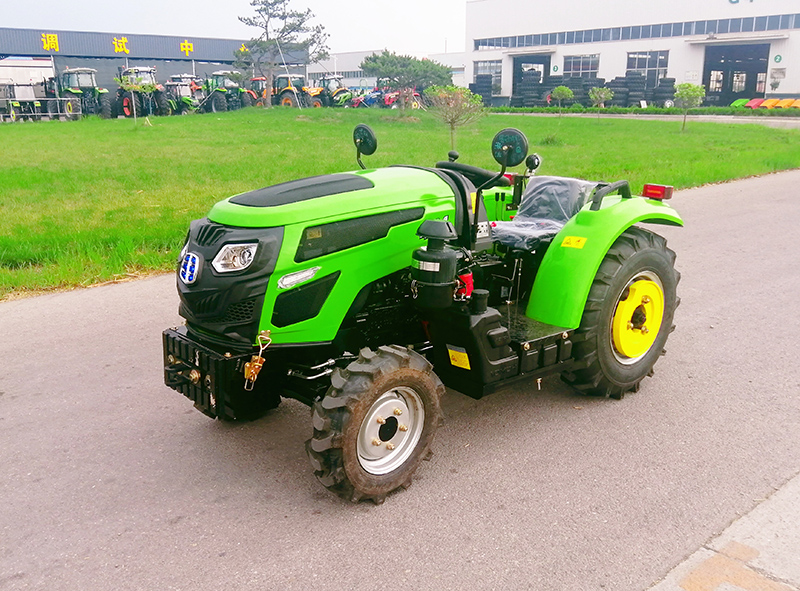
(244, 330, 271, 391)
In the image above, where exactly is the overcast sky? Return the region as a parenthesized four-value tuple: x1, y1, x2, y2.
(5, 0, 467, 56)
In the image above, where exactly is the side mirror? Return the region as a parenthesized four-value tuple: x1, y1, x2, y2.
(353, 124, 377, 169)
(491, 128, 528, 168)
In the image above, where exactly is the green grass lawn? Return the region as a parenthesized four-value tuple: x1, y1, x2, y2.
(1, 108, 799, 300)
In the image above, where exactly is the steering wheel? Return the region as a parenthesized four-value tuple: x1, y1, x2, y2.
(435, 161, 511, 188)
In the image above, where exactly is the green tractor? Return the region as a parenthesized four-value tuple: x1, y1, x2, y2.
(272, 74, 311, 107)
(202, 71, 256, 113)
(307, 75, 354, 108)
(43, 67, 113, 120)
(163, 125, 682, 503)
(114, 66, 170, 117)
(165, 74, 204, 115)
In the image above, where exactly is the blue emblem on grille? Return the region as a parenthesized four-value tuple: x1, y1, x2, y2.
(180, 252, 200, 285)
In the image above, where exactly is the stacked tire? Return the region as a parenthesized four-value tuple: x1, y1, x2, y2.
(653, 77, 676, 107)
(625, 71, 647, 107)
(565, 76, 586, 107)
(606, 77, 630, 107)
(470, 74, 493, 106)
(517, 69, 542, 108)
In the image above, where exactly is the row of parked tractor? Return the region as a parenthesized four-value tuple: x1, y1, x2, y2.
(0, 66, 422, 122)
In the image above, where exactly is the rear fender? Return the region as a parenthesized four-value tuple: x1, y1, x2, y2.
(526, 196, 683, 328)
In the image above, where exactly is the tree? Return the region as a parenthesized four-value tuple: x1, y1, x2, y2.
(361, 51, 451, 108)
(550, 85, 574, 117)
(424, 85, 485, 150)
(673, 83, 706, 131)
(589, 86, 614, 120)
(236, 0, 329, 106)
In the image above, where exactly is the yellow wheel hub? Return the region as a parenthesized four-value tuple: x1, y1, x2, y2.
(611, 279, 664, 359)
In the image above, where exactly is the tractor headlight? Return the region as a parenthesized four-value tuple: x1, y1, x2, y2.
(211, 243, 258, 273)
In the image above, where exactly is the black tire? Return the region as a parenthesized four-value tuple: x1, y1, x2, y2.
(241, 91, 254, 108)
(62, 91, 81, 120)
(306, 346, 444, 504)
(156, 91, 171, 116)
(120, 91, 142, 118)
(99, 93, 113, 119)
(310, 96, 324, 108)
(563, 227, 679, 399)
(208, 91, 227, 113)
(279, 91, 298, 107)
(46, 99, 59, 116)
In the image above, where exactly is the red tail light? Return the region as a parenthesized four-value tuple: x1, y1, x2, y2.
(642, 184, 674, 200)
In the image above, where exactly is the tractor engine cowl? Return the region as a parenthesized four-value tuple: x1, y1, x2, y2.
(411, 220, 459, 309)
(177, 218, 284, 347)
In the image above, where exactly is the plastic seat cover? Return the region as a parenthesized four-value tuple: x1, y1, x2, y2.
(491, 176, 598, 251)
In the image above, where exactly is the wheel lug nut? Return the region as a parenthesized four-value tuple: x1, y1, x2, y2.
(371, 438, 381, 446)
(393, 408, 402, 416)
(641, 326, 649, 335)
(376, 416, 385, 424)
(399, 424, 408, 432)
(627, 321, 634, 330)
(386, 443, 395, 450)
(642, 296, 651, 304)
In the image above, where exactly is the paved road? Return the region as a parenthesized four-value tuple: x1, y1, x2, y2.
(2, 170, 799, 591)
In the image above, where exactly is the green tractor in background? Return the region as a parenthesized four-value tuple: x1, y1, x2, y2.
(43, 67, 113, 120)
(165, 74, 204, 115)
(202, 71, 257, 113)
(163, 125, 682, 504)
(307, 74, 353, 108)
(114, 66, 170, 117)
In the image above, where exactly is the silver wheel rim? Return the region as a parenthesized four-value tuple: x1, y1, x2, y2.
(357, 386, 424, 475)
(609, 270, 664, 366)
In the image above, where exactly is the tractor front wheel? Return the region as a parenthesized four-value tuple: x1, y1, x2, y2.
(208, 91, 227, 113)
(156, 92, 172, 116)
(99, 93, 113, 119)
(279, 92, 298, 107)
(310, 97, 323, 108)
(121, 92, 143, 118)
(241, 91, 254, 108)
(563, 227, 679, 399)
(306, 346, 444, 504)
(62, 91, 81, 120)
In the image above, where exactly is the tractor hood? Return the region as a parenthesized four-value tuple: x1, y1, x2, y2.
(207, 167, 454, 228)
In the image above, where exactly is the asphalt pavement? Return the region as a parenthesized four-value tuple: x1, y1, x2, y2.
(1, 169, 799, 591)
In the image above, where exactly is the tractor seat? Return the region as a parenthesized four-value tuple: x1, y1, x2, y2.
(491, 176, 598, 251)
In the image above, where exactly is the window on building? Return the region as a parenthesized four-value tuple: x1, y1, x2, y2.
(474, 60, 502, 92)
(732, 72, 747, 93)
(626, 50, 669, 89)
(742, 17, 754, 32)
(708, 70, 724, 93)
(755, 16, 767, 31)
(756, 72, 767, 94)
(767, 15, 781, 30)
(563, 54, 600, 78)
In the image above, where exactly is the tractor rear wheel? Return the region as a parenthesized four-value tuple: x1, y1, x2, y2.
(99, 93, 113, 119)
(306, 346, 444, 504)
(241, 91, 254, 108)
(563, 227, 679, 399)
